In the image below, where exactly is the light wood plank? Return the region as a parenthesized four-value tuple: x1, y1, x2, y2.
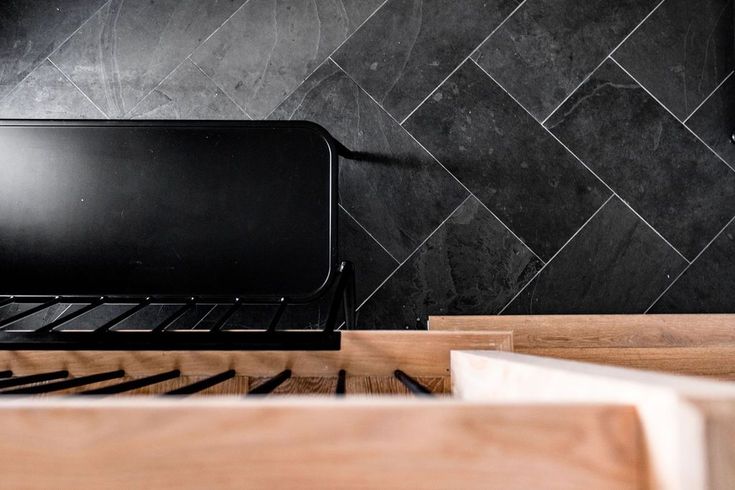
(0, 330, 512, 377)
(0, 398, 643, 490)
(451, 350, 735, 490)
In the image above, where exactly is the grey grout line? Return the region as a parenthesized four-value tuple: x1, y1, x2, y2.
(188, 58, 252, 119)
(398, 0, 528, 125)
(683, 69, 734, 124)
(644, 213, 735, 312)
(329, 56, 545, 264)
(496, 194, 616, 315)
(475, 57, 691, 262)
(47, 57, 109, 119)
(338, 204, 400, 264)
(337, 195, 473, 331)
(264, 0, 389, 120)
(609, 55, 735, 173)
(124, 0, 253, 118)
(541, 0, 667, 126)
(0, 0, 112, 107)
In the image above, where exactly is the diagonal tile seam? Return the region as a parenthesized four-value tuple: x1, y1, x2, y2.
(644, 212, 735, 312)
(336, 194, 473, 331)
(262, 0, 390, 120)
(188, 58, 252, 119)
(338, 204, 401, 264)
(397, 0, 528, 126)
(609, 55, 735, 173)
(0, 0, 113, 108)
(328, 56, 545, 265)
(540, 0, 667, 126)
(46, 58, 109, 119)
(496, 194, 616, 315)
(682, 69, 735, 124)
(471, 57, 691, 263)
(123, 0, 253, 118)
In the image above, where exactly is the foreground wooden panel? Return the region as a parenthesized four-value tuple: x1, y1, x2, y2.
(431, 314, 735, 379)
(452, 351, 735, 490)
(0, 330, 512, 377)
(0, 399, 642, 490)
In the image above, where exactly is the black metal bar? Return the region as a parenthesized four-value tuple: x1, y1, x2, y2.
(324, 262, 352, 332)
(1, 370, 125, 395)
(151, 302, 194, 333)
(35, 298, 106, 333)
(165, 370, 237, 395)
(0, 370, 12, 379)
(248, 369, 292, 395)
(336, 369, 346, 395)
(0, 297, 61, 329)
(0, 297, 14, 309)
(0, 330, 341, 351)
(94, 299, 151, 333)
(211, 300, 241, 332)
(79, 369, 181, 395)
(0, 370, 70, 390)
(267, 298, 288, 333)
(332, 138, 358, 159)
(394, 369, 433, 396)
(342, 262, 356, 329)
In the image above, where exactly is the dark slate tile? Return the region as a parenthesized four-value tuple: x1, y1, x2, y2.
(503, 197, 688, 314)
(547, 59, 735, 260)
(0, 0, 106, 101)
(4, 303, 88, 331)
(357, 197, 542, 329)
(686, 72, 735, 169)
(613, 0, 733, 120)
(650, 219, 735, 313)
(50, 0, 244, 117)
(270, 60, 468, 261)
(58, 304, 133, 330)
(192, 0, 383, 119)
(0, 60, 105, 118)
(473, 0, 660, 121)
(333, 0, 518, 122)
(405, 60, 610, 260)
(129, 60, 247, 119)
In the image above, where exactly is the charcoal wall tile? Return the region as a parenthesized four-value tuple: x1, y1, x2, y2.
(357, 197, 541, 329)
(192, 0, 383, 119)
(686, 73, 735, 168)
(332, 0, 518, 122)
(503, 197, 688, 314)
(270, 60, 468, 261)
(50, 0, 244, 117)
(405, 60, 610, 260)
(614, 0, 733, 120)
(650, 219, 735, 313)
(474, 0, 660, 121)
(0, 60, 104, 118)
(0, 0, 106, 101)
(547, 59, 735, 259)
(129, 60, 247, 120)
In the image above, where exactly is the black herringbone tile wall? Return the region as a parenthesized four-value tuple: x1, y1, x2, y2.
(1, 0, 734, 329)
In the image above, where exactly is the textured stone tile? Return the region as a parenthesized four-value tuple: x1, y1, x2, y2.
(0, 0, 106, 101)
(129, 60, 246, 119)
(686, 72, 735, 169)
(0, 60, 104, 118)
(51, 0, 244, 117)
(614, 0, 733, 120)
(650, 219, 735, 313)
(474, 0, 659, 121)
(357, 197, 541, 329)
(503, 197, 688, 314)
(192, 0, 383, 119)
(405, 61, 610, 259)
(547, 59, 735, 259)
(270, 60, 468, 261)
(333, 0, 517, 122)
